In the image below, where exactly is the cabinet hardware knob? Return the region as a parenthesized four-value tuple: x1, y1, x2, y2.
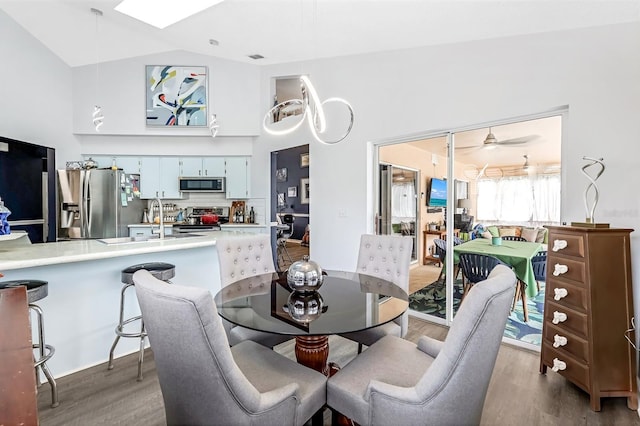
(552, 311, 568, 324)
(553, 264, 569, 276)
(554, 288, 568, 300)
(553, 334, 568, 348)
(552, 239, 568, 252)
(552, 358, 567, 372)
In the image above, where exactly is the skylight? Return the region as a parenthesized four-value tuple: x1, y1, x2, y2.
(114, 0, 224, 29)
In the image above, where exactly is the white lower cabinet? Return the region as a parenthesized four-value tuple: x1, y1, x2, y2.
(128, 225, 173, 237)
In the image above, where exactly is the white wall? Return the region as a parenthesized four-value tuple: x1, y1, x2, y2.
(254, 23, 640, 315)
(72, 51, 261, 136)
(0, 9, 77, 168)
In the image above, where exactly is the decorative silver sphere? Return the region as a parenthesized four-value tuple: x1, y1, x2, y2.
(287, 291, 324, 323)
(286, 255, 324, 292)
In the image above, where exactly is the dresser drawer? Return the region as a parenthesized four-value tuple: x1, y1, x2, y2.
(543, 322, 589, 363)
(546, 256, 586, 285)
(545, 279, 588, 313)
(544, 301, 589, 338)
(542, 342, 590, 392)
(549, 232, 585, 258)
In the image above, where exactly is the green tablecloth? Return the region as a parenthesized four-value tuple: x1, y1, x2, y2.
(453, 238, 543, 298)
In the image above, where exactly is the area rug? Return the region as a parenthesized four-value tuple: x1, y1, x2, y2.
(409, 278, 544, 345)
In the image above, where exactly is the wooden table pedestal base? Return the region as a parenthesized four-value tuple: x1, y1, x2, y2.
(295, 335, 353, 426)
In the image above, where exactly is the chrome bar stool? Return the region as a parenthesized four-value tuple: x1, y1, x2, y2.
(0, 279, 59, 407)
(108, 262, 175, 381)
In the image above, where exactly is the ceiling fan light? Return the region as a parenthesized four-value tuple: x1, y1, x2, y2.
(483, 132, 498, 145)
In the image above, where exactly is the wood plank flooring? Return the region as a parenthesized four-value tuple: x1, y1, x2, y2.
(37, 317, 640, 425)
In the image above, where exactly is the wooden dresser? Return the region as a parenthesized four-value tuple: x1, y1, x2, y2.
(540, 225, 637, 411)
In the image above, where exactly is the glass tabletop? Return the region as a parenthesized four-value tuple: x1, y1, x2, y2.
(214, 270, 409, 336)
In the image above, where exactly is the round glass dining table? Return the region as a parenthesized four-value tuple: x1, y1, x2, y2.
(214, 270, 408, 375)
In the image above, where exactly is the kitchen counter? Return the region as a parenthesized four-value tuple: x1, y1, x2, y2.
(0, 230, 256, 378)
(0, 231, 227, 271)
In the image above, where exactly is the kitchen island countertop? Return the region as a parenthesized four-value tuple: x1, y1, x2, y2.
(0, 230, 259, 378)
(0, 231, 249, 271)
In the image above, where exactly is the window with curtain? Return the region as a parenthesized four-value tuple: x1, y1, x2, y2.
(391, 182, 416, 219)
(476, 174, 560, 224)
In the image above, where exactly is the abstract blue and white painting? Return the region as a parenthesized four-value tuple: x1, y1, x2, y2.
(146, 65, 207, 126)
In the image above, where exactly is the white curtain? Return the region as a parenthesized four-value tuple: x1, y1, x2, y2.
(476, 174, 560, 224)
(392, 182, 416, 219)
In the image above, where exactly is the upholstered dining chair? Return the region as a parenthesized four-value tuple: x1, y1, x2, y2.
(327, 265, 516, 426)
(340, 234, 412, 353)
(216, 234, 292, 348)
(133, 270, 327, 426)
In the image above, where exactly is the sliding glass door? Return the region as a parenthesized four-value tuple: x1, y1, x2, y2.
(375, 110, 564, 349)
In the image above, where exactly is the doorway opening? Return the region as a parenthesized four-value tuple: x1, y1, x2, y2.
(374, 111, 564, 348)
(270, 144, 310, 271)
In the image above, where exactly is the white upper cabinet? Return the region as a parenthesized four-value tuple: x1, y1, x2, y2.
(180, 157, 226, 177)
(225, 157, 251, 199)
(203, 157, 226, 177)
(139, 157, 182, 199)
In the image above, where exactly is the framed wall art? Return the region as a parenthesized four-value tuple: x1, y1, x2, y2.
(276, 167, 288, 182)
(146, 65, 208, 127)
(288, 186, 297, 197)
(300, 152, 309, 168)
(300, 178, 310, 204)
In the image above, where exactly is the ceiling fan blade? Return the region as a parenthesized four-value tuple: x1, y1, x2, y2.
(476, 163, 489, 180)
(497, 135, 540, 145)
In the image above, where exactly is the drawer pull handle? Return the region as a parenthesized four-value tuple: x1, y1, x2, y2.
(553, 264, 568, 276)
(552, 358, 567, 372)
(552, 311, 567, 324)
(553, 334, 568, 348)
(552, 239, 568, 252)
(554, 288, 568, 300)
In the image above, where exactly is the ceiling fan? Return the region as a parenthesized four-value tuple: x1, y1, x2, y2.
(457, 127, 540, 150)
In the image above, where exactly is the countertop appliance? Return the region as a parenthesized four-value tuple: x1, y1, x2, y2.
(57, 168, 145, 239)
(0, 136, 56, 242)
(173, 206, 229, 233)
(179, 177, 225, 192)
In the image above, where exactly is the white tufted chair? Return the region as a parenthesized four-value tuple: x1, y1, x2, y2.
(216, 234, 292, 348)
(340, 234, 413, 353)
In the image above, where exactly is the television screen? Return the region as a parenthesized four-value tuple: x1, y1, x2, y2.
(427, 177, 447, 207)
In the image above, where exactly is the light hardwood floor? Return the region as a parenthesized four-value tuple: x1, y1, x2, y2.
(37, 317, 639, 425)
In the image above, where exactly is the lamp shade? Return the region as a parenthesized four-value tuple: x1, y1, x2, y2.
(457, 198, 472, 210)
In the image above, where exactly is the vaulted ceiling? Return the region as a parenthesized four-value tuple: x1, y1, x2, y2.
(1, 1, 638, 67)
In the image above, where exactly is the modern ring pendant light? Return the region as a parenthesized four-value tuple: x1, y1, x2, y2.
(262, 75, 354, 145)
(262, 0, 354, 145)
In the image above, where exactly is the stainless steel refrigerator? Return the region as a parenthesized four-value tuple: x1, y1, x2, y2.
(57, 168, 144, 239)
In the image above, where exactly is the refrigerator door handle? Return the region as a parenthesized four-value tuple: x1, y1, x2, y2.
(81, 170, 91, 237)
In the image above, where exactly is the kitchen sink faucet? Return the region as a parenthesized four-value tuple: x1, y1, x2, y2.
(150, 197, 165, 239)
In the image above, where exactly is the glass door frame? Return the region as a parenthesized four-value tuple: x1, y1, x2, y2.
(371, 105, 567, 330)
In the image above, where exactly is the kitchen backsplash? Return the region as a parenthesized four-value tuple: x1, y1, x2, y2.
(144, 193, 267, 225)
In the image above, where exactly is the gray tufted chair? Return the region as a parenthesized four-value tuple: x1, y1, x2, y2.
(216, 234, 292, 348)
(340, 234, 412, 353)
(133, 270, 327, 426)
(327, 265, 517, 426)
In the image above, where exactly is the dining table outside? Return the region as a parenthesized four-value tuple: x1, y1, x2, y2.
(453, 238, 543, 298)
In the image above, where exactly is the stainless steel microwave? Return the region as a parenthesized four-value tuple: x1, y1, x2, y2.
(179, 177, 225, 192)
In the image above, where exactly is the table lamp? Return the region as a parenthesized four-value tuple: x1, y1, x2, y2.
(457, 198, 472, 214)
